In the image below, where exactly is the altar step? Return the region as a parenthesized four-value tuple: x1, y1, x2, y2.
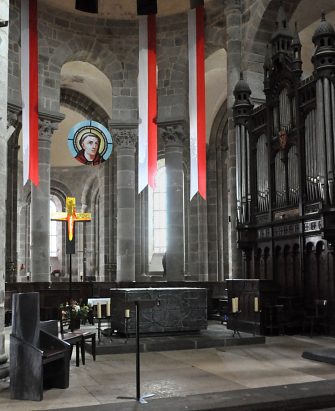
(84, 322, 265, 356)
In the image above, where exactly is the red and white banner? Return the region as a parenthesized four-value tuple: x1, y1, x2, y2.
(188, 5, 206, 200)
(21, 0, 39, 186)
(138, 14, 157, 193)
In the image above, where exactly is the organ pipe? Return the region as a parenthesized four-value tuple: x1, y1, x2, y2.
(316, 79, 326, 201)
(257, 134, 269, 212)
(235, 125, 241, 222)
(324, 77, 334, 204)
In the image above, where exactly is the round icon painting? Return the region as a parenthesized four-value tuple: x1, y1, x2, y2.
(68, 120, 113, 166)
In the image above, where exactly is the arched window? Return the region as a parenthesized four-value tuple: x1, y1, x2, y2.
(50, 199, 58, 257)
(148, 160, 167, 271)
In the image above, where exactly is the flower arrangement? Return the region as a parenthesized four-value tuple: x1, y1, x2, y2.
(60, 299, 91, 322)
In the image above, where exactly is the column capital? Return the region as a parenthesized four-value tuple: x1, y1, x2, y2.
(113, 128, 137, 149)
(38, 110, 65, 142)
(38, 118, 59, 142)
(7, 102, 21, 129)
(161, 123, 186, 147)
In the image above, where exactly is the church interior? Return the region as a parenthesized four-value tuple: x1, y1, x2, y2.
(1, 0, 335, 409)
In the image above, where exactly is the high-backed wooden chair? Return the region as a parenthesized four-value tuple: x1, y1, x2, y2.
(10, 293, 70, 401)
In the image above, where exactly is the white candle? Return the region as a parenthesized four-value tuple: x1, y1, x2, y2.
(97, 302, 102, 318)
(254, 297, 259, 312)
(106, 301, 111, 317)
(125, 309, 130, 318)
(232, 297, 239, 313)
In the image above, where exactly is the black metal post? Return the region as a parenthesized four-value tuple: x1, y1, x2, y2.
(69, 254, 72, 301)
(135, 301, 140, 401)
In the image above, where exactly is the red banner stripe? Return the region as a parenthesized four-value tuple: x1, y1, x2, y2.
(196, 6, 206, 200)
(147, 14, 157, 189)
(29, 0, 39, 186)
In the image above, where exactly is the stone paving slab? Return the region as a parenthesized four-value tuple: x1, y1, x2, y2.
(40, 379, 335, 411)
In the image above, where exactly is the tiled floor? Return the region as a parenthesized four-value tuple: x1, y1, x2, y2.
(2, 325, 335, 410)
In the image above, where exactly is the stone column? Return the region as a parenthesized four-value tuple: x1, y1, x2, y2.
(30, 112, 64, 282)
(114, 128, 137, 282)
(0, 0, 10, 378)
(224, 0, 242, 278)
(5, 104, 20, 282)
(162, 123, 185, 281)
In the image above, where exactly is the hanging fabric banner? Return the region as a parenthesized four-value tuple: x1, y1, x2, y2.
(138, 14, 157, 193)
(21, 0, 39, 186)
(188, 4, 206, 200)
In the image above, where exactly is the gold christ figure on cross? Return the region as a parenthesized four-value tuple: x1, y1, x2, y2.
(51, 197, 92, 298)
(51, 196, 91, 254)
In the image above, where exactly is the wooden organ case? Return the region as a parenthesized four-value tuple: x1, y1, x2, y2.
(233, 8, 335, 332)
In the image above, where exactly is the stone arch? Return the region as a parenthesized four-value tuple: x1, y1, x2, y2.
(81, 175, 99, 209)
(50, 179, 72, 200)
(206, 49, 227, 143)
(207, 100, 228, 280)
(60, 88, 110, 126)
(243, 0, 300, 64)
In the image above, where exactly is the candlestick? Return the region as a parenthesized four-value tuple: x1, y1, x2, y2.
(106, 301, 111, 316)
(125, 308, 130, 318)
(97, 302, 102, 318)
(254, 297, 259, 312)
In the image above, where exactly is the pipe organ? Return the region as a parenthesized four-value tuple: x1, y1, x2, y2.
(233, 8, 335, 315)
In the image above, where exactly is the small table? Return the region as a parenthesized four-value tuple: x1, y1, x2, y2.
(59, 332, 83, 367)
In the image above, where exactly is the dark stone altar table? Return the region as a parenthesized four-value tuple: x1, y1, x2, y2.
(109, 287, 207, 335)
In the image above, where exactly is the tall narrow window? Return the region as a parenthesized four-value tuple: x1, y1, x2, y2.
(50, 199, 58, 257)
(148, 160, 167, 270)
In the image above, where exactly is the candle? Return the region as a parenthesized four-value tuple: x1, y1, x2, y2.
(97, 302, 102, 318)
(106, 301, 111, 317)
(125, 309, 130, 318)
(254, 297, 259, 312)
(232, 297, 238, 313)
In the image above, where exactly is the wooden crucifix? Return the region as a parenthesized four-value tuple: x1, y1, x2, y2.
(51, 196, 91, 299)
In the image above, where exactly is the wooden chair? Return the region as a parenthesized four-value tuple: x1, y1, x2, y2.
(59, 312, 96, 364)
(302, 299, 328, 337)
(41, 320, 82, 367)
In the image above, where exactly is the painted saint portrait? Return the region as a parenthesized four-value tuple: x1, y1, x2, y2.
(68, 120, 113, 166)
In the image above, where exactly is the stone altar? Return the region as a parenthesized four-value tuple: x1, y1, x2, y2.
(109, 288, 207, 334)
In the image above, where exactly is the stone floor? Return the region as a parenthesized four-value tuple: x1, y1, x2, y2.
(2, 323, 335, 410)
